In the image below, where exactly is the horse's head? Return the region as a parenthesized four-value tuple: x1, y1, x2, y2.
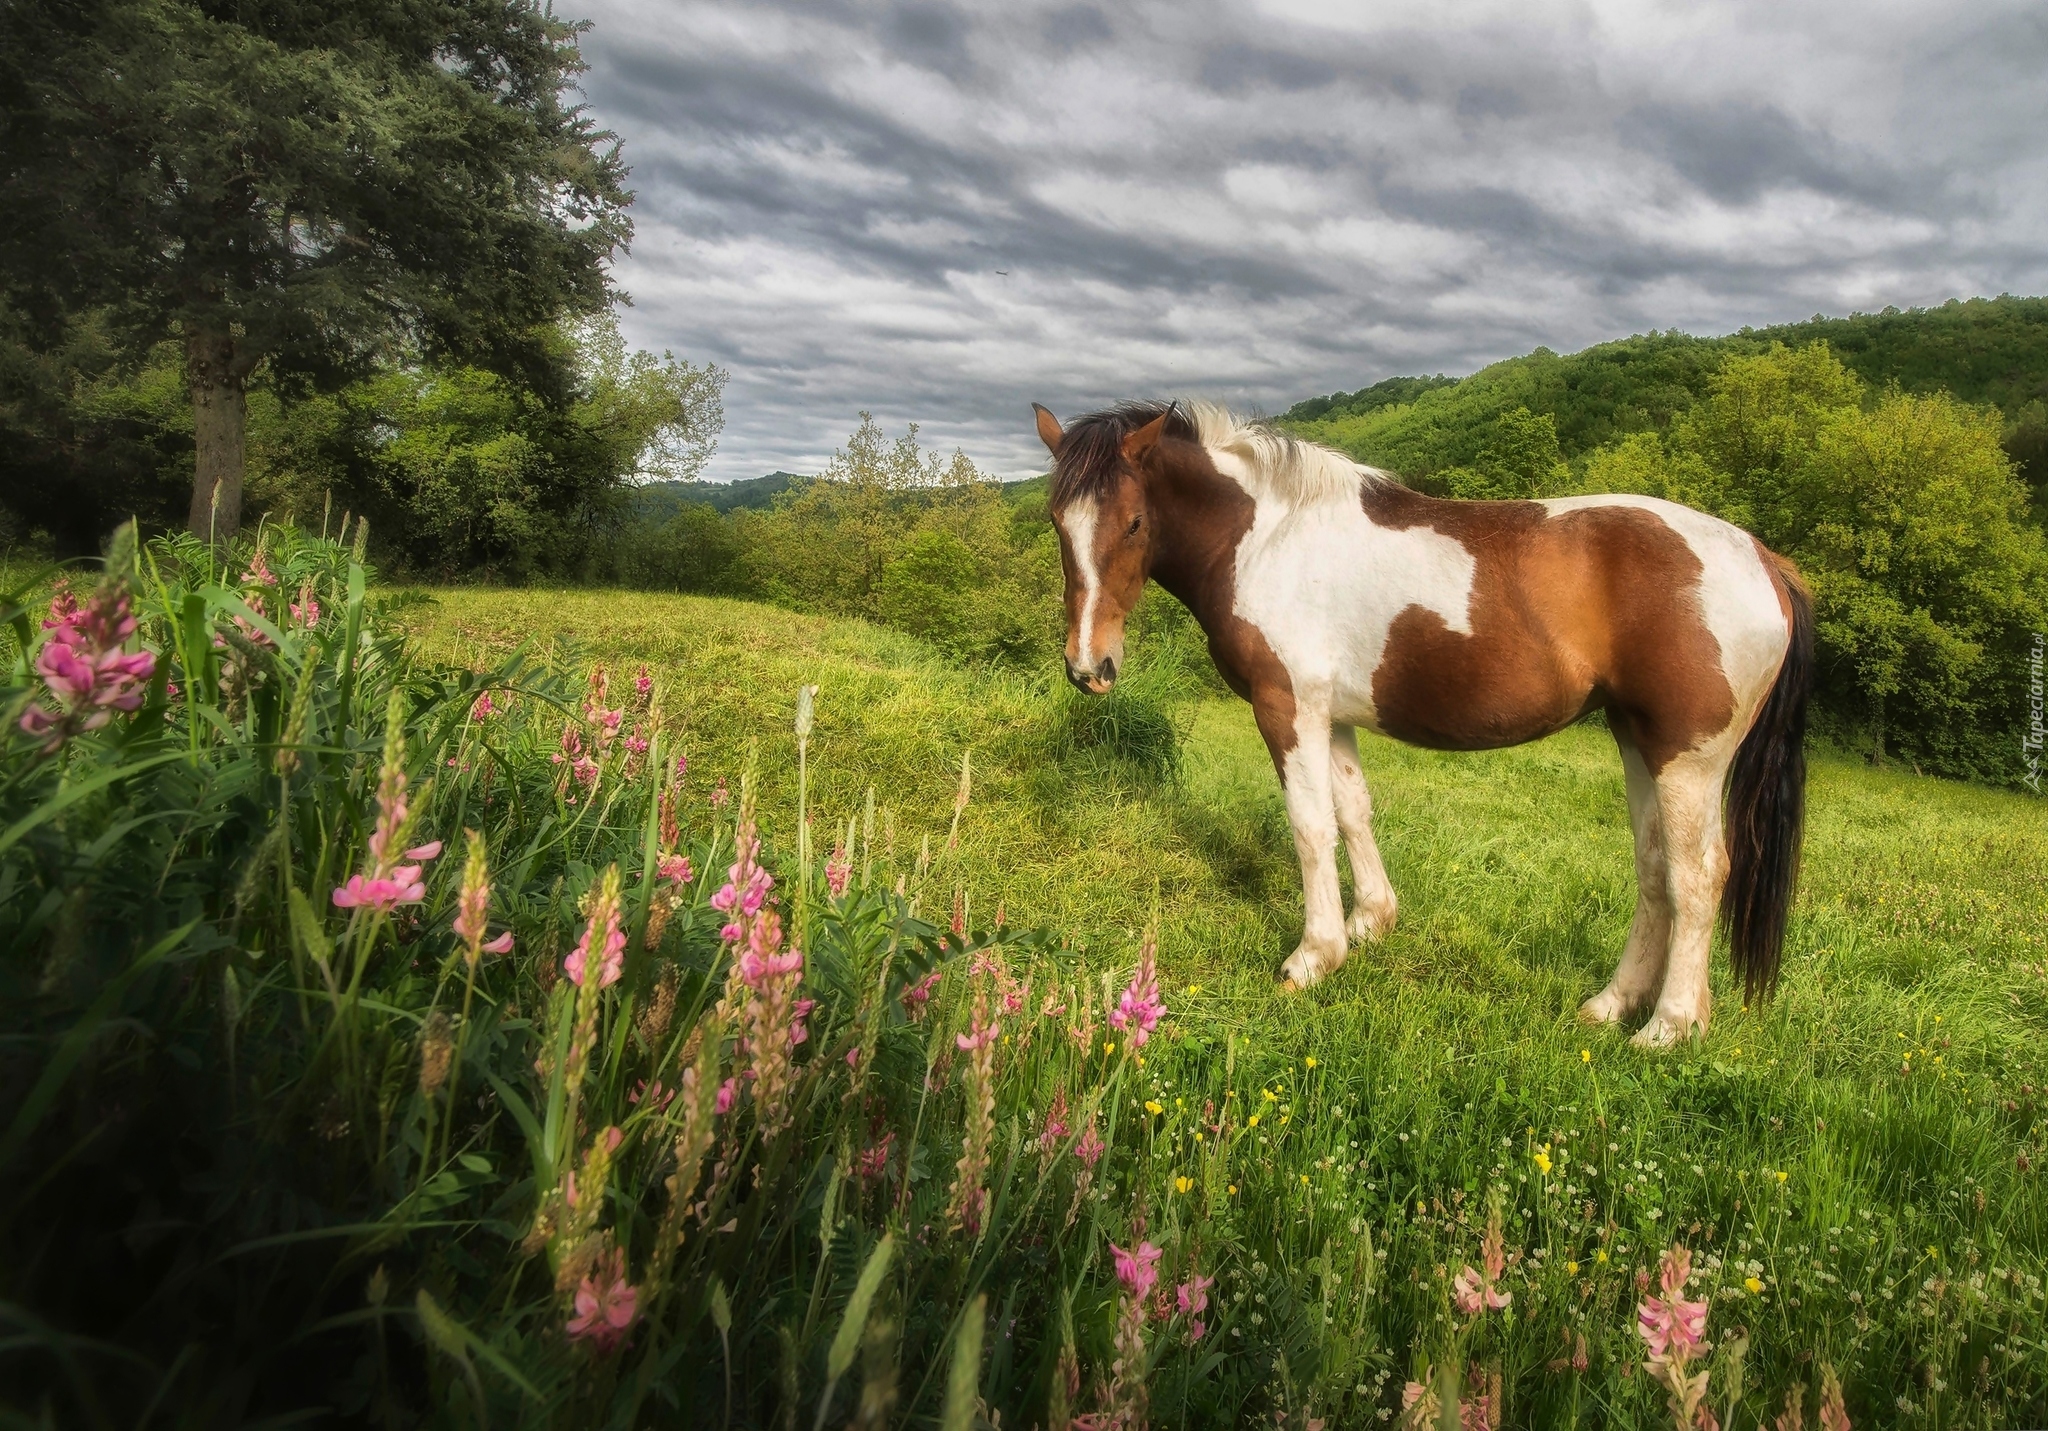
(1033, 402, 1174, 695)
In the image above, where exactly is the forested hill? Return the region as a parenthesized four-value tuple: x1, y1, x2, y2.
(1282, 294, 2048, 496)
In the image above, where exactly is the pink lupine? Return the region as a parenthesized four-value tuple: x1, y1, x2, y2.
(824, 844, 851, 897)
(332, 870, 427, 911)
(657, 852, 693, 885)
(629, 1078, 673, 1109)
(291, 582, 320, 628)
(1038, 1089, 1071, 1159)
(1076, 1118, 1105, 1168)
(1454, 1197, 1515, 1317)
(406, 840, 443, 861)
(715, 1077, 738, 1115)
(948, 977, 1001, 1235)
(19, 578, 156, 751)
(900, 970, 941, 1020)
(565, 1246, 638, 1353)
(571, 754, 600, 790)
(481, 930, 514, 955)
(452, 835, 492, 956)
(633, 664, 653, 701)
(565, 880, 626, 989)
(1108, 937, 1164, 1049)
(626, 726, 649, 758)
(470, 690, 498, 721)
(1639, 1243, 1715, 1431)
(956, 1017, 1000, 1052)
(710, 775, 729, 809)
(856, 1129, 894, 1182)
(738, 908, 806, 1135)
(790, 997, 816, 1046)
(1112, 1240, 1162, 1303)
(1176, 1271, 1214, 1340)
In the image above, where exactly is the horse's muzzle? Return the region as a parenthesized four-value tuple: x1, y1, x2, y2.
(1066, 655, 1116, 694)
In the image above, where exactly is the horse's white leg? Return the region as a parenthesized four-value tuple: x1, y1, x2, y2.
(1633, 751, 1730, 1048)
(1581, 735, 1671, 1026)
(1329, 724, 1397, 943)
(1276, 714, 1348, 989)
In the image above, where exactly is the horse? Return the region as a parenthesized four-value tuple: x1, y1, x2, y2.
(1032, 399, 1812, 1047)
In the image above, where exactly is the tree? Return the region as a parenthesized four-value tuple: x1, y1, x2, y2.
(0, 0, 631, 543)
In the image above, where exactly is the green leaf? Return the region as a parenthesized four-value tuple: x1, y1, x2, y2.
(939, 1293, 985, 1431)
(416, 1288, 540, 1400)
(827, 1233, 895, 1382)
(0, 750, 186, 860)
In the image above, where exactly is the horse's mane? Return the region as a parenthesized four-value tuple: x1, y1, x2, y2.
(1049, 399, 1383, 510)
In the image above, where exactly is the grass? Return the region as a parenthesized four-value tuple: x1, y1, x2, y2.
(406, 584, 2048, 1427)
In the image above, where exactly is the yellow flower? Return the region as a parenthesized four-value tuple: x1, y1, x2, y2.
(1304, 1056, 1317, 1068)
(1299, 1173, 1310, 1185)
(1532, 1146, 1553, 1176)
(1745, 1276, 1763, 1295)
(1228, 1184, 1238, 1195)
(1580, 1049, 1591, 1063)
(1136, 1055, 1146, 1067)
(1146, 1100, 1163, 1116)
(1247, 1114, 1260, 1128)
(1104, 1041, 1116, 1056)
(1774, 1170, 1787, 1184)
(1175, 1176, 1193, 1194)
(1595, 1250, 1609, 1264)
(1279, 1114, 1290, 1124)
(1263, 1089, 1278, 1102)
(1176, 1097, 1184, 1109)
(1566, 1260, 1579, 1275)
(1186, 983, 1202, 994)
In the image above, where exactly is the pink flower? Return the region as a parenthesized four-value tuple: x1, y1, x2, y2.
(571, 755, 600, 789)
(1075, 1119, 1105, 1168)
(845, 1046, 860, 1069)
(856, 1129, 894, 1181)
(332, 871, 426, 911)
(956, 1016, 1000, 1052)
(634, 665, 653, 699)
(453, 839, 490, 949)
(1637, 1245, 1709, 1362)
(20, 580, 156, 749)
(900, 969, 941, 1019)
(564, 884, 626, 989)
(1453, 1265, 1512, 1317)
(290, 583, 320, 628)
(1038, 1092, 1070, 1153)
(824, 845, 851, 897)
(715, 1077, 738, 1115)
(565, 1247, 638, 1353)
(710, 847, 773, 918)
(626, 727, 649, 758)
(405, 840, 443, 860)
(710, 776, 730, 809)
(629, 1078, 672, 1108)
(1111, 1241, 1162, 1302)
(1108, 939, 1165, 1049)
(470, 691, 498, 721)
(674, 752, 689, 781)
(1177, 1272, 1214, 1339)
(657, 853, 693, 884)
(481, 930, 514, 955)
(790, 997, 816, 1046)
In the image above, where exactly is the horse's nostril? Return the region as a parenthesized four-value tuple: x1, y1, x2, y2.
(1099, 656, 1116, 684)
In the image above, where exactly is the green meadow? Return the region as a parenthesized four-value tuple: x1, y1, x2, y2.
(407, 584, 2048, 1427)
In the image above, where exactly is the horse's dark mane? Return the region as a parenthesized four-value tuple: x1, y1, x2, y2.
(1049, 401, 1198, 509)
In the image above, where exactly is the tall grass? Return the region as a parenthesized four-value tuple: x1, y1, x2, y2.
(4, 555, 2045, 1429)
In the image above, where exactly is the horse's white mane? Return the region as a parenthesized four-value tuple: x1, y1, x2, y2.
(1179, 400, 1384, 508)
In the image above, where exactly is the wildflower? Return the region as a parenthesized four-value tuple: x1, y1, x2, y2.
(1533, 1145, 1554, 1176)
(1108, 935, 1165, 1049)
(1076, 1118, 1105, 1167)
(1744, 1276, 1763, 1295)
(634, 664, 653, 701)
(565, 880, 627, 990)
(1638, 1243, 1714, 1429)
(626, 727, 650, 758)
(629, 1078, 674, 1109)
(482, 930, 514, 955)
(1304, 1056, 1317, 1068)
(949, 978, 1001, 1234)
(1818, 1364, 1851, 1431)
(334, 694, 427, 912)
(1036, 1090, 1072, 1162)
(20, 572, 156, 752)
(825, 844, 852, 896)
(856, 1129, 895, 1182)
(1582, 1048, 1592, 1063)
(1174, 1176, 1193, 1194)
(571, 754, 600, 789)
(452, 831, 493, 959)
(1246, 1115, 1260, 1129)
(715, 1077, 738, 1115)
(901, 969, 941, 1020)
(1145, 1099, 1163, 1116)
(1112, 1241, 1163, 1301)
(470, 690, 499, 721)
(332, 869, 427, 911)
(566, 1246, 638, 1353)
(658, 852, 694, 884)
(739, 908, 807, 1136)
(290, 581, 321, 629)
(1454, 1199, 1514, 1317)
(710, 776, 730, 809)
(1176, 1271, 1214, 1339)
(406, 840, 443, 861)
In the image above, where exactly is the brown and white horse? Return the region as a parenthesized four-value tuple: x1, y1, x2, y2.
(1034, 400, 1812, 1047)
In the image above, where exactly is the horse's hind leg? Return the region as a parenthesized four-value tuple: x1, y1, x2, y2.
(1633, 750, 1731, 1048)
(1581, 732, 1672, 1027)
(1330, 724, 1397, 942)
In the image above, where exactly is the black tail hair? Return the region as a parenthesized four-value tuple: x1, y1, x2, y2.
(1721, 562, 1813, 1003)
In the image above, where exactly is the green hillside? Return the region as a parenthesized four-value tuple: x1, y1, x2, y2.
(1283, 295, 2048, 497)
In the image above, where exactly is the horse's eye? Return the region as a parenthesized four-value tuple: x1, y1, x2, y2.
(1126, 516, 1141, 536)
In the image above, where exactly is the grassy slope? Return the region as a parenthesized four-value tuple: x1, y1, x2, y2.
(407, 587, 2048, 1424)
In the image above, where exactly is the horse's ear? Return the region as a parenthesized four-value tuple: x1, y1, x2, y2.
(1121, 412, 1169, 462)
(1033, 403, 1063, 454)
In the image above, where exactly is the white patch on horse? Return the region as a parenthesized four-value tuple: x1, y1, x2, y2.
(1060, 498, 1102, 668)
(1206, 445, 1477, 734)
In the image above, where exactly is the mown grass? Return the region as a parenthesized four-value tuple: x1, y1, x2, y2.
(407, 585, 2048, 1427)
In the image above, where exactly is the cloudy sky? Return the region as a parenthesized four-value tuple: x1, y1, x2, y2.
(577, 0, 2048, 481)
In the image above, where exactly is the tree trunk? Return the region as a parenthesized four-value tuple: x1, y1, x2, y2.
(186, 327, 248, 544)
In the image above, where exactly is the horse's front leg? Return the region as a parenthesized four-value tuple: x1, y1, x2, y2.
(1331, 724, 1398, 943)
(1257, 698, 1347, 989)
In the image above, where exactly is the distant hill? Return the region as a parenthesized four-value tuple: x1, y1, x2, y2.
(1282, 295, 2048, 500)
(631, 471, 814, 520)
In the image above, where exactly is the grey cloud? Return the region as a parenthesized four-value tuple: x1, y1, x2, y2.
(572, 0, 2048, 481)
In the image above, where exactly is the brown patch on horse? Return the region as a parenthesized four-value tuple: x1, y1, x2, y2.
(1362, 487, 1735, 772)
(1137, 434, 1301, 777)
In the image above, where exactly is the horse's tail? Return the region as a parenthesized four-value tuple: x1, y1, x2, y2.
(1721, 554, 1813, 1003)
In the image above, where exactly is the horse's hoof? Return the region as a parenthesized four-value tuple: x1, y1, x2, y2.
(1578, 990, 1630, 1026)
(1346, 904, 1396, 943)
(1630, 1012, 1699, 1049)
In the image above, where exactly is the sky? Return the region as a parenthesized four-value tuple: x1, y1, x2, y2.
(576, 0, 2048, 481)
